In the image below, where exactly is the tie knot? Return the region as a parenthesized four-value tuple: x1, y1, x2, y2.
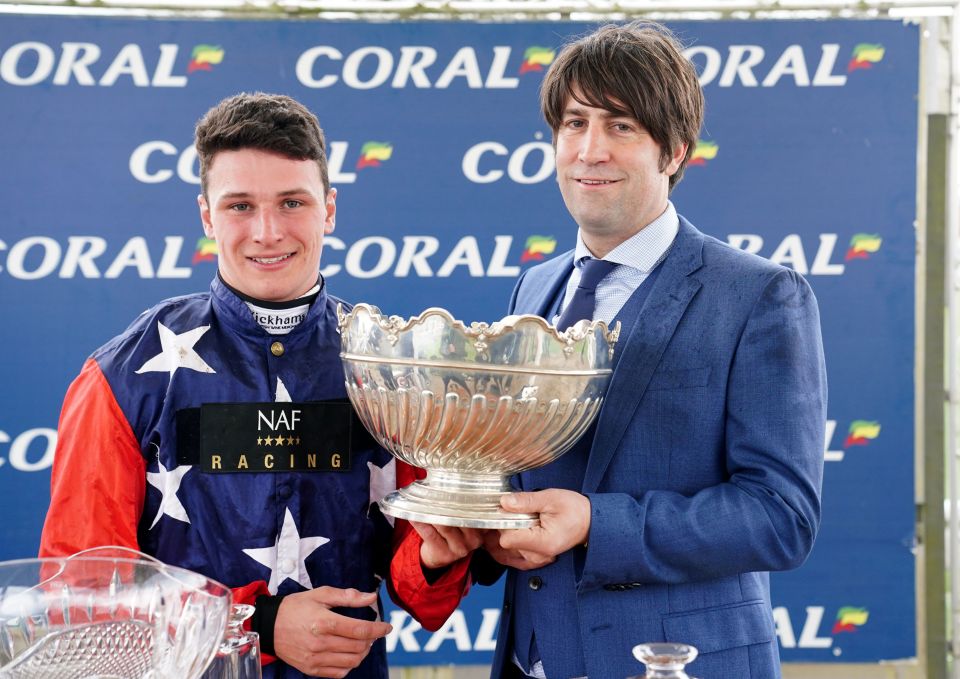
(555, 258, 617, 332)
(577, 258, 617, 290)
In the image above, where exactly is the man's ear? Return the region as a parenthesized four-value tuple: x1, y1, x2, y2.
(198, 194, 214, 239)
(324, 188, 337, 235)
(666, 142, 689, 176)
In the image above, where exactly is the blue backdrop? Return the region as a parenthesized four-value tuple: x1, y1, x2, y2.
(0, 15, 917, 665)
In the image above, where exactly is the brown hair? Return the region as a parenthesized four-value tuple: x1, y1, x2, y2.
(195, 92, 329, 196)
(541, 21, 704, 189)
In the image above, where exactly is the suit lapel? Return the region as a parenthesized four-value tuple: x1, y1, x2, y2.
(582, 219, 705, 494)
(512, 251, 573, 317)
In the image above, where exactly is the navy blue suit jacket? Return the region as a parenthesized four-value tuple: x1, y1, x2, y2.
(483, 217, 827, 678)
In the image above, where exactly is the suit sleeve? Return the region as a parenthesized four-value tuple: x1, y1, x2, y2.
(580, 269, 826, 590)
(385, 461, 474, 631)
(39, 358, 271, 618)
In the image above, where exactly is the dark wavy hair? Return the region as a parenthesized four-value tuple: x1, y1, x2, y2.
(541, 21, 704, 189)
(195, 92, 329, 196)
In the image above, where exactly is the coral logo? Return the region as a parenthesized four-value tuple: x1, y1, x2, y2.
(356, 142, 393, 169)
(519, 46, 555, 74)
(845, 233, 882, 261)
(520, 235, 556, 263)
(844, 420, 880, 448)
(688, 140, 718, 167)
(832, 607, 869, 634)
(848, 44, 884, 72)
(193, 236, 218, 264)
(188, 45, 224, 74)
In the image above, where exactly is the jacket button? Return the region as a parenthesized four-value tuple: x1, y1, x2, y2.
(270, 341, 284, 357)
(528, 576, 542, 590)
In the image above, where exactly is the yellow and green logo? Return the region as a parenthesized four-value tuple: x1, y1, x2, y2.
(192, 236, 218, 264)
(689, 140, 718, 167)
(520, 46, 555, 74)
(848, 43, 884, 72)
(832, 607, 869, 634)
(356, 142, 393, 169)
(844, 420, 880, 448)
(845, 233, 882, 261)
(188, 45, 225, 74)
(520, 235, 557, 263)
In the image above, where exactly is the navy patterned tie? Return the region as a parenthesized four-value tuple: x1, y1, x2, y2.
(555, 258, 618, 331)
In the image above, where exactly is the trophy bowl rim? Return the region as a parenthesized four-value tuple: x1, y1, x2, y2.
(337, 302, 620, 347)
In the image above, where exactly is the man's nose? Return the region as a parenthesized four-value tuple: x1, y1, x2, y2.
(253, 209, 282, 241)
(578, 126, 611, 164)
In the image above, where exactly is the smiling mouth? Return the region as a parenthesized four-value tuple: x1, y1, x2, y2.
(576, 179, 619, 185)
(250, 253, 294, 264)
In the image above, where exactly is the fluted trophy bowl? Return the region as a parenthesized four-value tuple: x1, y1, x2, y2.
(0, 549, 232, 679)
(338, 303, 619, 528)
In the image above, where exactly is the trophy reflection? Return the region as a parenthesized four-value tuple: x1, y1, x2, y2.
(339, 304, 619, 528)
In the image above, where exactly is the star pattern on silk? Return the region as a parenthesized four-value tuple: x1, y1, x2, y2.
(146, 460, 192, 529)
(135, 322, 215, 379)
(242, 507, 330, 594)
(367, 458, 396, 526)
(275, 376, 291, 402)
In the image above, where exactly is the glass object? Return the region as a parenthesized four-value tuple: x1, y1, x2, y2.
(200, 604, 261, 679)
(0, 550, 232, 679)
(629, 642, 699, 679)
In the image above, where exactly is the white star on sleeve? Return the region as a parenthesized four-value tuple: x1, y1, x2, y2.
(135, 322, 215, 378)
(367, 458, 396, 526)
(146, 461, 192, 528)
(242, 508, 330, 594)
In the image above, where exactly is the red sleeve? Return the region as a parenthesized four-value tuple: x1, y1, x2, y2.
(39, 358, 146, 557)
(39, 359, 275, 663)
(385, 461, 472, 632)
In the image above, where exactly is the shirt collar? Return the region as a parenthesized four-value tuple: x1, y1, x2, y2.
(572, 201, 679, 273)
(210, 274, 329, 339)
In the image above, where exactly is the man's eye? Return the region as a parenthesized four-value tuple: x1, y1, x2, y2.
(284, 199, 303, 208)
(229, 203, 250, 212)
(566, 119, 584, 128)
(614, 123, 633, 132)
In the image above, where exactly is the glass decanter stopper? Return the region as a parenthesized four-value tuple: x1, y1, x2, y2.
(629, 642, 699, 679)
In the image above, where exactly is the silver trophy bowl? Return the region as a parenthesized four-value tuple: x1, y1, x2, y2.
(0, 549, 232, 679)
(339, 303, 619, 528)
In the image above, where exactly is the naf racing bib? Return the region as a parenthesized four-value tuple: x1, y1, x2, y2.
(176, 400, 366, 473)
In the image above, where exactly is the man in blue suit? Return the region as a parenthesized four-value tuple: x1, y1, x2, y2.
(472, 21, 827, 679)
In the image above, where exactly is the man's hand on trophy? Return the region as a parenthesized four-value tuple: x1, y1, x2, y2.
(273, 586, 392, 678)
(409, 520, 485, 569)
(489, 489, 592, 571)
(481, 529, 555, 570)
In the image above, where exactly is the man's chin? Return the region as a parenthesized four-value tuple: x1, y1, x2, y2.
(234, 280, 295, 303)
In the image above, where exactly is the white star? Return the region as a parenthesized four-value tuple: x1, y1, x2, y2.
(275, 377, 291, 402)
(146, 460, 192, 528)
(135, 322, 215, 378)
(242, 508, 330, 594)
(367, 458, 396, 526)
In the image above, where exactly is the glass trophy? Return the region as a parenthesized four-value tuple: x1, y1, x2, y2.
(0, 548, 232, 679)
